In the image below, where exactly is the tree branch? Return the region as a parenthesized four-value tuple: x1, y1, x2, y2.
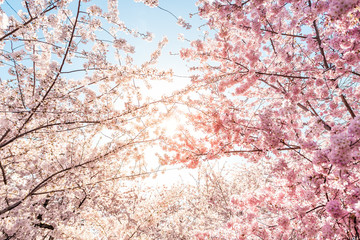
(16, 0, 81, 135)
(0, 134, 151, 215)
(0, 129, 10, 143)
(0, 120, 100, 149)
(224, 146, 301, 154)
(313, 20, 329, 69)
(238, 24, 308, 39)
(297, 102, 331, 131)
(351, 71, 360, 77)
(341, 94, 356, 118)
(34, 223, 54, 230)
(25, 1, 33, 19)
(0, 1, 59, 42)
(255, 71, 309, 79)
(0, 160, 7, 185)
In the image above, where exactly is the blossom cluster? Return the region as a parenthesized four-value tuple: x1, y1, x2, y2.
(113, 38, 135, 53)
(134, 0, 159, 8)
(328, 0, 359, 19)
(177, 17, 192, 29)
(326, 200, 345, 218)
(324, 116, 360, 168)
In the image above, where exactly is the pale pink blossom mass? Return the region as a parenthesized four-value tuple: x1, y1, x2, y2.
(0, 0, 360, 239)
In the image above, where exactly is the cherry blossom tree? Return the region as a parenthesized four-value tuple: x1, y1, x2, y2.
(2, 0, 360, 239)
(0, 0, 179, 238)
(64, 162, 264, 239)
(160, 0, 360, 238)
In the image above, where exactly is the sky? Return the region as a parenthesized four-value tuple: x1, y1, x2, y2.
(112, 0, 208, 94)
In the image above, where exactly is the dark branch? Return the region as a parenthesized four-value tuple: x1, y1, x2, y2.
(224, 146, 301, 154)
(255, 71, 309, 79)
(238, 24, 308, 39)
(313, 20, 329, 69)
(341, 94, 356, 118)
(0, 160, 7, 185)
(34, 223, 54, 230)
(297, 102, 331, 131)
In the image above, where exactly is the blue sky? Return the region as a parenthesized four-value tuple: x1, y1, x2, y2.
(113, 0, 208, 80)
(103, 0, 207, 74)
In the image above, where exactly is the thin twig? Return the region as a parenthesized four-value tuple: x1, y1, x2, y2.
(351, 71, 360, 77)
(157, 6, 178, 20)
(10, 46, 27, 109)
(341, 94, 356, 118)
(304, 101, 331, 131)
(255, 71, 309, 79)
(25, 1, 33, 19)
(224, 146, 301, 154)
(238, 24, 308, 39)
(0, 129, 10, 143)
(32, 46, 36, 96)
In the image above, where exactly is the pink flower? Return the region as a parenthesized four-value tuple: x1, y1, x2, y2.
(177, 17, 192, 29)
(321, 222, 334, 239)
(134, 0, 158, 8)
(329, 0, 358, 18)
(230, 195, 242, 206)
(313, 149, 329, 165)
(0, 12, 9, 30)
(326, 200, 344, 218)
(191, 40, 204, 52)
(277, 216, 290, 229)
(49, 61, 59, 71)
(87, 5, 102, 16)
(113, 38, 127, 49)
(348, 116, 360, 138)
